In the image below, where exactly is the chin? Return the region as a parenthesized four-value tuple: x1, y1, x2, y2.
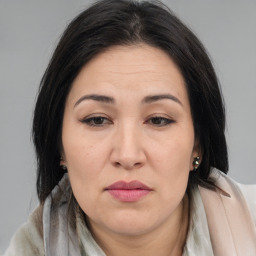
(102, 211, 160, 236)
(109, 223, 154, 236)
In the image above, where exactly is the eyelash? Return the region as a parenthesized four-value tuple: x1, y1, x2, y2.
(146, 116, 175, 126)
(80, 116, 175, 127)
(80, 116, 112, 127)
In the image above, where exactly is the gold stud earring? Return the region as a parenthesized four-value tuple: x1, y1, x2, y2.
(193, 156, 200, 171)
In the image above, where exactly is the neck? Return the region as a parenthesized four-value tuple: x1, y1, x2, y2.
(88, 195, 189, 256)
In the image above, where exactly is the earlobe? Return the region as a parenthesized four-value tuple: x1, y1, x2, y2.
(61, 165, 67, 171)
(192, 156, 200, 171)
(60, 157, 68, 171)
(190, 139, 202, 171)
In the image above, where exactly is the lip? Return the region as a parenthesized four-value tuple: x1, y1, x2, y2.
(105, 181, 153, 202)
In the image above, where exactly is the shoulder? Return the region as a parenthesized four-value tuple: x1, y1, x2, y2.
(237, 183, 256, 225)
(209, 170, 256, 220)
(198, 170, 256, 254)
(3, 205, 44, 256)
(215, 170, 256, 219)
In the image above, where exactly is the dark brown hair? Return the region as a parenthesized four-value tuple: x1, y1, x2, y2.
(33, 0, 228, 203)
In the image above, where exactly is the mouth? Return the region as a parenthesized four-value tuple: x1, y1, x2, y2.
(105, 180, 153, 202)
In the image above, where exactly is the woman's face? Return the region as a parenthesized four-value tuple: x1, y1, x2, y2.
(62, 44, 198, 237)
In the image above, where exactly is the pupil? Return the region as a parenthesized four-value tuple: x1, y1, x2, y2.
(94, 117, 104, 124)
(152, 117, 161, 124)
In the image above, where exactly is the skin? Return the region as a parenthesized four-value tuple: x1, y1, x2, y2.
(61, 44, 200, 256)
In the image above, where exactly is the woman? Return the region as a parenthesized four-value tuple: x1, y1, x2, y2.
(3, 0, 256, 255)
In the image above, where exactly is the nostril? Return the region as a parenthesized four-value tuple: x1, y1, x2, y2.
(113, 161, 143, 170)
(114, 162, 121, 167)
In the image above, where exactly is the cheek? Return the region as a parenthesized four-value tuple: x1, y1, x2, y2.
(66, 144, 104, 218)
(65, 142, 110, 197)
(62, 131, 108, 210)
(63, 124, 109, 174)
(148, 131, 193, 197)
(149, 133, 194, 172)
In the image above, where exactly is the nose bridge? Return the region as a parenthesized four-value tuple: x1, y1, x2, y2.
(111, 119, 145, 169)
(118, 120, 140, 156)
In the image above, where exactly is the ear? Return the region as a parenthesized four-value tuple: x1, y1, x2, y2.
(190, 139, 202, 171)
(60, 155, 67, 167)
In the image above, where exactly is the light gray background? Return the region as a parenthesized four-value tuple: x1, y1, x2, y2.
(1, 0, 256, 252)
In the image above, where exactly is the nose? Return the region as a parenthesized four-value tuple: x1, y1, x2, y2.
(110, 123, 146, 170)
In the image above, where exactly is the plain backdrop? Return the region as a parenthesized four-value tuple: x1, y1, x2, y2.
(0, 0, 256, 252)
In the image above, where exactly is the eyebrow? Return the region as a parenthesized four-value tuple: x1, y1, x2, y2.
(74, 94, 115, 107)
(74, 93, 183, 108)
(142, 94, 183, 106)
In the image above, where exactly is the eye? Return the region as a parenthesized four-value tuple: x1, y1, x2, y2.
(146, 116, 175, 127)
(80, 116, 112, 127)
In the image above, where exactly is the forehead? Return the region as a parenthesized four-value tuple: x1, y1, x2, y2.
(68, 44, 188, 105)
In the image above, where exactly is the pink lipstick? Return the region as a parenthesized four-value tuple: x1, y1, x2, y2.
(105, 181, 152, 202)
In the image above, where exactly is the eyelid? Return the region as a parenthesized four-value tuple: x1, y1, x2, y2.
(79, 114, 113, 127)
(145, 114, 176, 127)
(145, 113, 175, 121)
(79, 113, 175, 127)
